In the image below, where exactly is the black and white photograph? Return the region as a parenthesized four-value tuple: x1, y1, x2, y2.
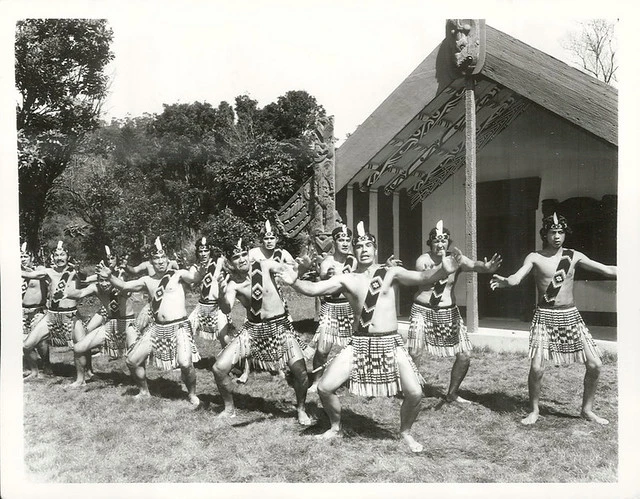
(1, 1, 638, 497)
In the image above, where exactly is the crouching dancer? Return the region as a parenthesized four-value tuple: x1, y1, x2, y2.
(64, 246, 138, 387)
(211, 238, 312, 425)
(22, 241, 80, 379)
(277, 222, 459, 452)
(97, 238, 205, 406)
(490, 213, 616, 425)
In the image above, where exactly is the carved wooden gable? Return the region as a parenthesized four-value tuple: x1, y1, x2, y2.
(350, 77, 530, 207)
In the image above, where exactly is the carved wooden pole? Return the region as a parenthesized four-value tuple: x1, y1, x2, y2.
(309, 115, 336, 255)
(464, 77, 479, 334)
(446, 19, 485, 333)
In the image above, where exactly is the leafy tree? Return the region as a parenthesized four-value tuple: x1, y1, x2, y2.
(16, 19, 114, 249)
(563, 19, 618, 84)
(47, 89, 324, 261)
(259, 90, 327, 141)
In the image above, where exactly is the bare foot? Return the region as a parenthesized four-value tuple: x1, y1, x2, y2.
(85, 371, 94, 380)
(401, 432, 424, 453)
(236, 372, 249, 384)
(581, 410, 609, 425)
(66, 380, 86, 389)
(307, 383, 318, 394)
(217, 409, 237, 419)
(188, 394, 200, 407)
(315, 427, 343, 440)
(133, 391, 151, 400)
(297, 410, 315, 426)
(278, 369, 286, 379)
(23, 372, 40, 381)
(521, 412, 539, 425)
(446, 394, 472, 404)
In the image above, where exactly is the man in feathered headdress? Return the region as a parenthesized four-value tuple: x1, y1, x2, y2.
(211, 237, 312, 425)
(119, 238, 181, 335)
(188, 236, 237, 348)
(248, 220, 295, 264)
(277, 222, 460, 452)
(491, 213, 616, 425)
(20, 241, 50, 375)
(63, 245, 138, 387)
(304, 223, 357, 391)
(22, 240, 81, 379)
(97, 237, 207, 406)
(407, 220, 502, 404)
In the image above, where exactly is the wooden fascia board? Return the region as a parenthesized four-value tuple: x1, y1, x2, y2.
(336, 41, 457, 191)
(480, 26, 617, 146)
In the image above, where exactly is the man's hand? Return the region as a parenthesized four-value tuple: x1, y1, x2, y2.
(443, 248, 462, 274)
(483, 253, 503, 273)
(217, 271, 231, 294)
(274, 264, 299, 286)
(96, 261, 112, 278)
(385, 254, 403, 267)
(295, 254, 314, 274)
(489, 274, 508, 290)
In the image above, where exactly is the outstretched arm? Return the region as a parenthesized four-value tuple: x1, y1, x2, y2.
(455, 249, 503, 274)
(96, 261, 146, 292)
(123, 261, 149, 276)
(64, 283, 97, 300)
(576, 253, 617, 279)
(392, 254, 458, 287)
(276, 264, 346, 297)
(21, 267, 49, 280)
(490, 253, 535, 290)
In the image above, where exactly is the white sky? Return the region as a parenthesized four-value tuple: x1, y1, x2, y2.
(100, 6, 595, 143)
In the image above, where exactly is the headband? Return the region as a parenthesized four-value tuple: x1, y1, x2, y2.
(353, 221, 376, 246)
(428, 220, 451, 243)
(541, 212, 571, 235)
(149, 237, 166, 258)
(228, 238, 249, 258)
(332, 224, 352, 240)
(195, 236, 211, 251)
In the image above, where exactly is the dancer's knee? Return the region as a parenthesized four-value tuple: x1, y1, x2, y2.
(456, 351, 471, 364)
(586, 358, 602, 374)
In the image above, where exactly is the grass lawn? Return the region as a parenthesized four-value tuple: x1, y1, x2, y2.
(21, 289, 618, 483)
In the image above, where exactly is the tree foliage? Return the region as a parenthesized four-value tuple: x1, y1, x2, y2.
(563, 19, 618, 85)
(49, 90, 324, 264)
(16, 19, 114, 249)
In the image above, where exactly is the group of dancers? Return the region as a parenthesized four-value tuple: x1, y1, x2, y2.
(21, 213, 616, 453)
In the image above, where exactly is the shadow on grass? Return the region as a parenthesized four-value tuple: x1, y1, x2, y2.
(457, 390, 526, 413)
(47, 361, 75, 378)
(197, 391, 322, 421)
(334, 409, 397, 440)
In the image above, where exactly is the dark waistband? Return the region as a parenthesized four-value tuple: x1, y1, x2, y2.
(322, 297, 349, 304)
(199, 299, 219, 306)
(413, 302, 457, 310)
(111, 314, 135, 320)
(48, 307, 77, 313)
(537, 303, 576, 311)
(155, 316, 188, 326)
(247, 312, 288, 324)
(353, 330, 398, 337)
(23, 303, 46, 310)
